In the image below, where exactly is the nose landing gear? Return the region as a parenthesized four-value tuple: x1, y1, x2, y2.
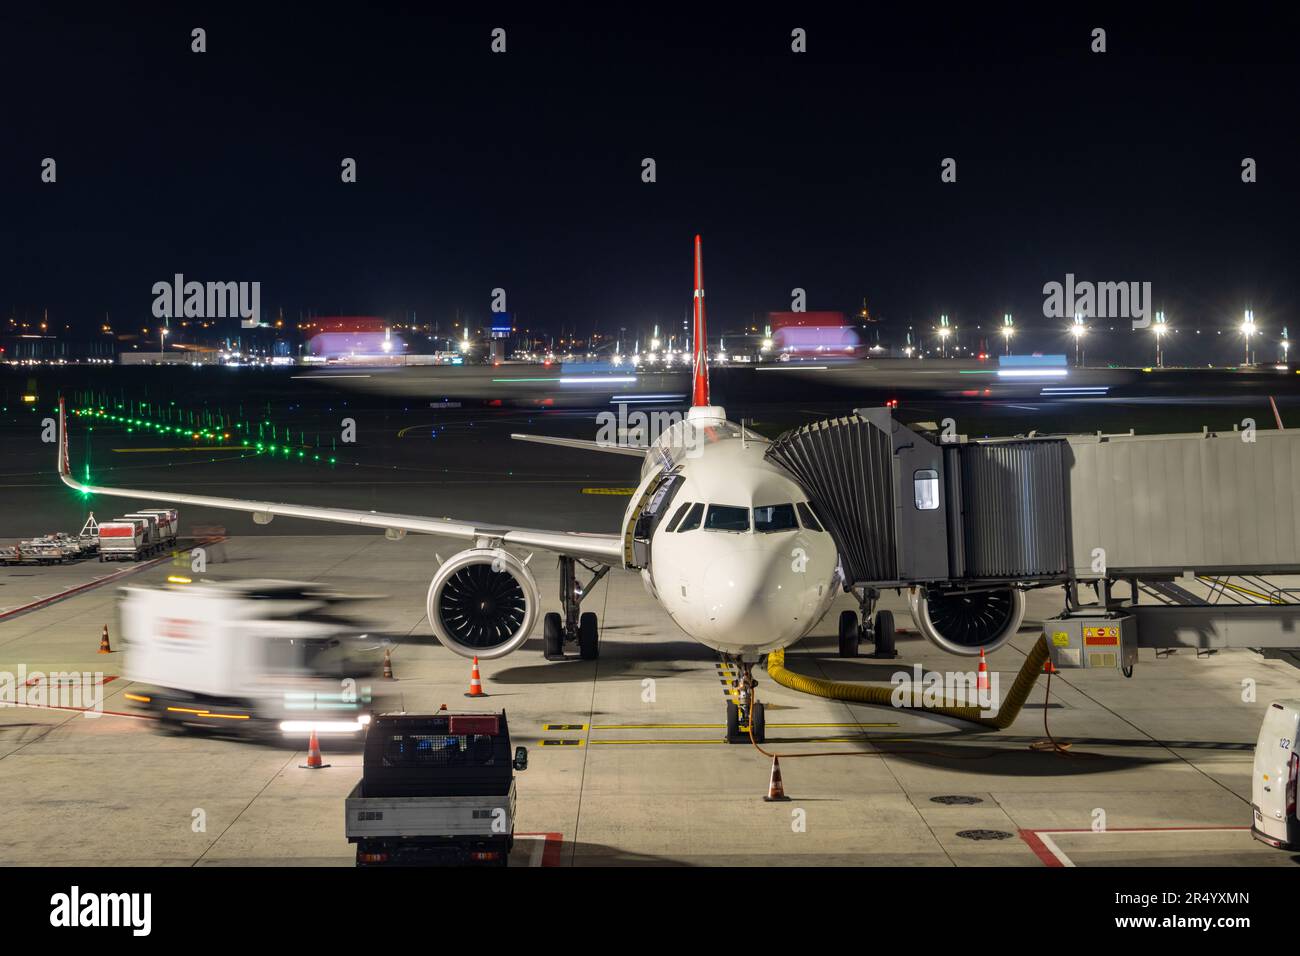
(724, 659, 766, 744)
(543, 556, 609, 661)
(837, 588, 898, 659)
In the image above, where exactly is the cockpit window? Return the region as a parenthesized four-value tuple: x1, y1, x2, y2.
(753, 504, 797, 533)
(676, 502, 705, 532)
(703, 505, 750, 532)
(664, 501, 693, 533)
(796, 502, 824, 532)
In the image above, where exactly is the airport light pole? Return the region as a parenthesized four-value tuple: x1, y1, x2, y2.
(1241, 310, 1256, 365)
(1071, 313, 1086, 366)
(937, 314, 951, 358)
(1153, 311, 1167, 368)
(1001, 313, 1013, 355)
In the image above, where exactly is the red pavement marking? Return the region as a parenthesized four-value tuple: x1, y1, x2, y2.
(1018, 825, 1250, 867)
(24, 674, 118, 686)
(518, 832, 564, 866)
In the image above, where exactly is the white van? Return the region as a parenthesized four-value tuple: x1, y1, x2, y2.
(1252, 699, 1300, 850)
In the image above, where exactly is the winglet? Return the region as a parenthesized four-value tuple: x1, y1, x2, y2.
(691, 234, 710, 407)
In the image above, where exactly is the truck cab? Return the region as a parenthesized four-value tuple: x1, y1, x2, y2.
(1252, 699, 1300, 850)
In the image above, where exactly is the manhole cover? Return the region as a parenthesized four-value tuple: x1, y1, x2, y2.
(930, 795, 983, 806)
(956, 829, 1013, 841)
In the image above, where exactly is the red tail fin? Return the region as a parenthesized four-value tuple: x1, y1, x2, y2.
(692, 234, 710, 407)
(57, 396, 71, 478)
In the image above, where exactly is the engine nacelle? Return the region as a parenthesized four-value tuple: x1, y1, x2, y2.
(907, 585, 1026, 656)
(426, 548, 540, 660)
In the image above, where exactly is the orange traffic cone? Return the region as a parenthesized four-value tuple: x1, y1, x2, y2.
(763, 755, 790, 801)
(976, 648, 989, 693)
(465, 656, 486, 698)
(300, 729, 330, 769)
(98, 625, 112, 654)
(382, 646, 394, 680)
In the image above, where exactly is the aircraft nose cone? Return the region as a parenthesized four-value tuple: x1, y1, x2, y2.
(702, 559, 784, 639)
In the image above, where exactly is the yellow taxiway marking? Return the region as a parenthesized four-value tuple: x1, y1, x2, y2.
(590, 737, 882, 746)
(539, 739, 585, 747)
(591, 722, 898, 730)
(542, 723, 589, 731)
(113, 446, 252, 452)
(580, 487, 636, 495)
(591, 739, 727, 745)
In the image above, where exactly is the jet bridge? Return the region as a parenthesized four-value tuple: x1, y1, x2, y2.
(765, 407, 1300, 667)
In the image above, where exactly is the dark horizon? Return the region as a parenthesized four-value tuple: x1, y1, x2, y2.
(3, 5, 1298, 364)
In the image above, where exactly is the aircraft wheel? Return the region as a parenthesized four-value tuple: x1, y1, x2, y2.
(873, 610, 897, 658)
(578, 612, 599, 660)
(543, 612, 564, 660)
(837, 610, 859, 657)
(725, 700, 742, 743)
(750, 701, 766, 744)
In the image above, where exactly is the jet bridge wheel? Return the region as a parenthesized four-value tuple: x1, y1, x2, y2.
(872, 610, 897, 658)
(837, 611, 860, 657)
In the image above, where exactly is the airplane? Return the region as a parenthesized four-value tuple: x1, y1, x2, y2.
(54, 236, 1014, 743)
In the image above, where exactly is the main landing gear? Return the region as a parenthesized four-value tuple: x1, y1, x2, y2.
(724, 659, 766, 745)
(837, 587, 898, 659)
(543, 555, 609, 661)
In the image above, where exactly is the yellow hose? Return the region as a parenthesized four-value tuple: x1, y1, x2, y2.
(766, 635, 1050, 730)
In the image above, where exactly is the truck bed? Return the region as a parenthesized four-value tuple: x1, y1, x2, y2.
(344, 779, 516, 840)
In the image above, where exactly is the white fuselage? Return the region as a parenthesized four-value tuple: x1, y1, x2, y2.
(621, 407, 839, 660)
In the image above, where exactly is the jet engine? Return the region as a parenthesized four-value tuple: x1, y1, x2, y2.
(426, 548, 539, 660)
(907, 585, 1026, 656)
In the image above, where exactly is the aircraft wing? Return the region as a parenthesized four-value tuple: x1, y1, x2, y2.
(57, 399, 626, 565)
(510, 433, 647, 457)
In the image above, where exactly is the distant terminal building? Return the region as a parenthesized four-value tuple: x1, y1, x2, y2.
(767, 311, 860, 353)
(303, 316, 397, 359)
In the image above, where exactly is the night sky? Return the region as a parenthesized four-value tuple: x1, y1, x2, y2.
(3, 5, 1298, 361)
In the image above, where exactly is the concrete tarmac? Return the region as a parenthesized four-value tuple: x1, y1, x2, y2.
(2, 532, 1297, 866)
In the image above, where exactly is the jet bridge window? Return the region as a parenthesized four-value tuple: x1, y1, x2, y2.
(796, 502, 824, 532)
(913, 469, 940, 511)
(704, 505, 751, 532)
(754, 503, 798, 532)
(676, 502, 704, 532)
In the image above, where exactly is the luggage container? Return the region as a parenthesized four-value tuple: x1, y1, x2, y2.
(99, 519, 147, 561)
(121, 513, 162, 556)
(135, 508, 179, 548)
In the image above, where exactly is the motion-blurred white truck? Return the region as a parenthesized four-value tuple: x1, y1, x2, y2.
(119, 579, 390, 739)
